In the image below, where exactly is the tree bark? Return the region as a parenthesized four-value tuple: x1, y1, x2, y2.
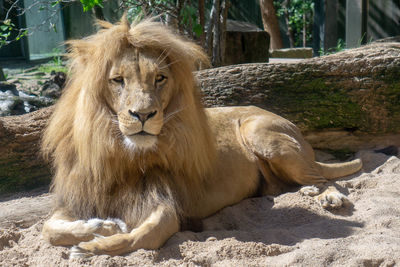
(198, 0, 206, 47)
(0, 107, 53, 194)
(1, 42, 400, 194)
(259, 0, 283, 50)
(92, 6, 105, 21)
(176, 0, 185, 34)
(303, 12, 306, 47)
(211, 0, 221, 66)
(219, 0, 229, 64)
(283, 0, 295, 48)
(197, 42, 400, 149)
(0, 67, 6, 81)
(206, 0, 216, 57)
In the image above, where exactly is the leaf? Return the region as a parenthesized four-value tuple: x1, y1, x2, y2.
(193, 24, 203, 38)
(51, 23, 57, 33)
(80, 0, 103, 12)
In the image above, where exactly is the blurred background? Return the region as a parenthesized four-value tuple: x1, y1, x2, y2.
(0, 0, 399, 64)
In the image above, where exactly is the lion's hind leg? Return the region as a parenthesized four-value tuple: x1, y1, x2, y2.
(42, 209, 127, 246)
(239, 115, 352, 209)
(240, 116, 327, 187)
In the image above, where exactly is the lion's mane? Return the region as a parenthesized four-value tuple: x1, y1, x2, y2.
(42, 18, 216, 227)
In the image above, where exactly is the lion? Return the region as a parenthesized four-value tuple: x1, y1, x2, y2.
(41, 17, 362, 258)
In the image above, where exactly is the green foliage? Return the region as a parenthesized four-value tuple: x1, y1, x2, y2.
(0, 19, 27, 48)
(0, 20, 12, 47)
(37, 48, 67, 74)
(80, 0, 103, 12)
(180, 4, 203, 38)
(80, 0, 204, 39)
(319, 38, 345, 56)
(274, 0, 314, 46)
(51, 48, 63, 66)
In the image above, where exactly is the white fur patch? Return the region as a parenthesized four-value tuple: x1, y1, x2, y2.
(86, 218, 104, 228)
(318, 191, 348, 209)
(106, 218, 128, 233)
(70, 245, 92, 259)
(300, 185, 320, 196)
(123, 135, 157, 152)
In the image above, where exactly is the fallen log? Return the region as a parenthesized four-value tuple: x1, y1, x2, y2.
(1, 42, 400, 194)
(0, 107, 53, 193)
(197, 42, 400, 150)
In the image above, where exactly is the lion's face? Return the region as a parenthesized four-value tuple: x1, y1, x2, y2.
(108, 47, 174, 151)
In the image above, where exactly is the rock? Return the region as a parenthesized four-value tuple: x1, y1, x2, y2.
(40, 71, 66, 98)
(0, 82, 19, 96)
(270, 48, 314, 58)
(0, 95, 25, 116)
(0, 89, 55, 117)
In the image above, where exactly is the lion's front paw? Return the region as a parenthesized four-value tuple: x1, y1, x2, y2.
(70, 245, 94, 259)
(316, 190, 349, 209)
(69, 233, 133, 258)
(86, 218, 128, 236)
(69, 236, 107, 259)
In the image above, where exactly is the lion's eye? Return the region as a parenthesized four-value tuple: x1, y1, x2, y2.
(111, 76, 124, 85)
(155, 74, 167, 84)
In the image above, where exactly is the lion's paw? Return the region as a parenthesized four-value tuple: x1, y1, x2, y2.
(85, 218, 128, 236)
(70, 245, 94, 259)
(316, 190, 349, 209)
(299, 185, 320, 196)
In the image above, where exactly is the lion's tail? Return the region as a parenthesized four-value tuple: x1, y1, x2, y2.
(316, 158, 362, 180)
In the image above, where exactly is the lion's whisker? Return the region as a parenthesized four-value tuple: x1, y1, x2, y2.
(163, 106, 186, 123)
(156, 48, 169, 65)
(159, 59, 180, 70)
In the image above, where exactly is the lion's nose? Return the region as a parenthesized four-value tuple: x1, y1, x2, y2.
(128, 110, 157, 123)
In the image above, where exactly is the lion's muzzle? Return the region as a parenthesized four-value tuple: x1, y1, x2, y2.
(128, 109, 157, 125)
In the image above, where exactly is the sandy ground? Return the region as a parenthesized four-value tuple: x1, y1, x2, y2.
(0, 148, 399, 266)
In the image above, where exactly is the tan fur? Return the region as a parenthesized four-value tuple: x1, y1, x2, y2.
(42, 18, 362, 258)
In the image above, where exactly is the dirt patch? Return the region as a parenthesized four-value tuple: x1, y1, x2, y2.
(0, 149, 399, 266)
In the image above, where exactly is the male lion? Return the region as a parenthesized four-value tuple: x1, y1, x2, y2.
(41, 17, 362, 258)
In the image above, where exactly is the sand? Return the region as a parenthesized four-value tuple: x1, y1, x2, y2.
(0, 148, 399, 266)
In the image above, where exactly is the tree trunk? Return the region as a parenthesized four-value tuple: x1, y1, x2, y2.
(283, 0, 295, 47)
(1, 42, 400, 194)
(92, 6, 105, 21)
(220, 0, 229, 64)
(0, 107, 53, 194)
(197, 42, 400, 149)
(198, 0, 206, 47)
(303, 12, 306, 47)
(176, 0, 185, 34)
(259, 0, 283, 50)
(0, 67, 6, 81)
(206, 0, 216, 57)
(211, 0, 221, 66)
